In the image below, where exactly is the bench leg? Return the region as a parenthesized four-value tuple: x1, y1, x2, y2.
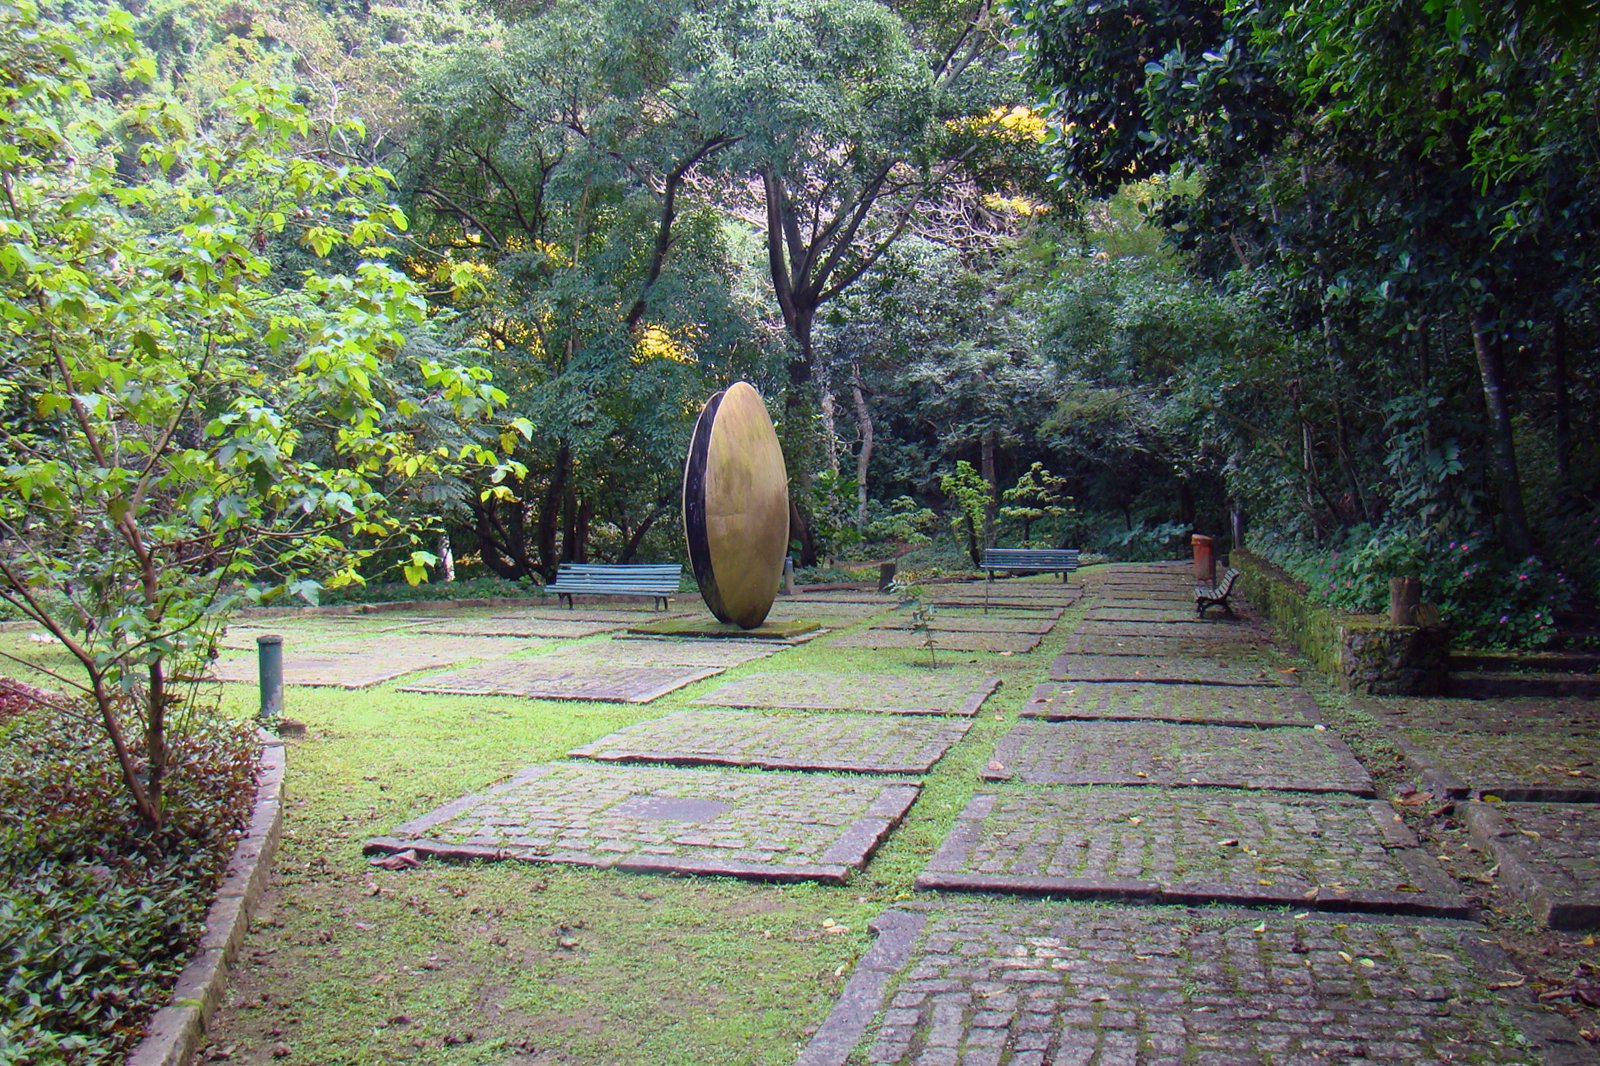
(559, 593, 573, 610)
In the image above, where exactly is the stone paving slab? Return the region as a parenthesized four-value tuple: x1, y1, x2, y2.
(937, 605, 1064, 620)
(692, 671, 1000, 717)
(1051, 653, 1293, 686)
(1360, 696, 1600, 736)
(569, 710, 972, 774)
(1087, 592, 1197, 608)
(572, 638, 778, 668)
(831, 629, 1042, 654)
(916, 788, 1466, 915)
(1086, 607, 1209, 623)
(1464, 802, 1600, 929)
(416, 617, 626, 639)
(1023, 682, 1320, 727)
(1073, 620, 1269, 643)
(398, 659, 723, 703)
(364, 763, 919, 884)
(983, 720, 1373, 795)
(933, 584, 1082, 602)
(215, 621, 435, 650)
(872, 615, 1058, 635)
(1059, 633, 1269, 659)
(301, 634, 534, 659)
(798, 904, 1588, 1066)
(761, 601, 893, 627)
(210, 654, 452, 689)
(1399, 730, 1600, 802)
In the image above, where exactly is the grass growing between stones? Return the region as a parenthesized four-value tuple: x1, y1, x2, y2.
(126, 587, 1087, 1064)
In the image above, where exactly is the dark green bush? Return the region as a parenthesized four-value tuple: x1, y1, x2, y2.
(1252, 527, 1572, 651)
(0, 698, 256, 1063)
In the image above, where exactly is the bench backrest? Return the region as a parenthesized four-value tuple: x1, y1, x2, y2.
(981, 548, 1080, 569)
(1200, 566, 1241, 594)
(550, 563, 683, 592)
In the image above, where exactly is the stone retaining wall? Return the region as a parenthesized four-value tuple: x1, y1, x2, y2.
(1233, 549, 1449, 696)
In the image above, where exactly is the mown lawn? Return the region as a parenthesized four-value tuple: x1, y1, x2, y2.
(186, 586, 1078, 1065)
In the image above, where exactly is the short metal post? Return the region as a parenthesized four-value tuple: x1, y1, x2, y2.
(782, 556, 795, 596)
(257, 634, 284, 726)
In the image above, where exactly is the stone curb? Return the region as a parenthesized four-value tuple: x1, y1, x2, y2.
(1463, 801, 1600, 930)
(126, 730, 287, 1066)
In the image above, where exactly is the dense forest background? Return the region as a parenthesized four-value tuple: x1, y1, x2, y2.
(15, 0, 1600, 647)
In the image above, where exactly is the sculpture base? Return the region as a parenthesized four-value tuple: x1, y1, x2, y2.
(626, 618, 821, 641)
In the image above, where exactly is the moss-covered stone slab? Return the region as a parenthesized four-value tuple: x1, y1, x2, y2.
(1398, 730, 1600, 801)
(1051, 653, 1293, 686)
(831, 629, 1042, 654)
(415, 617, 626, 639)
(302, 634, 533, 659)
(1464, 802, 1600, 929)
(762, 600, 895, 627)
(1058, 633, 1268, 658)
(582, 638, 778, 667)
(1073, 620, 1268, 643)
(624, 617, 820, 641)
(397, 659, 722, 703)
(364, 763, 919, 884)
(916, 788, 1464, 914)
(692, 670, 1000, 717)
(1087, 606, 1209, 623)
(569, 710, 971, 774)
(984, 719, 1372, 794)
(1023, 681, 1319, 727)
(210, 654, 450, 690)
(801, 905, 1582, 1066)
(1358, 696, 1600, 735)
(871, 614, 1057, 635)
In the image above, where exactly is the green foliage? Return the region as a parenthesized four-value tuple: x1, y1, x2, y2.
(0, 700, 256, 1062)
(0, 5, 509, 828)
(938, 460, 990, 565)
(1254, 528, 1572, 651)
(862, 496, 941, 547)
(999, 462, 1079, 547)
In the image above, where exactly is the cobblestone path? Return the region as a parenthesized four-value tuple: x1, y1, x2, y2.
(802, 563, 1590, 1064)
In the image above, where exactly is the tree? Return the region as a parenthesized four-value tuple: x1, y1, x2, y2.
(1010, 0, 1600, 565)
(396, 0, 781, 579)
(0, 5, 511, 831)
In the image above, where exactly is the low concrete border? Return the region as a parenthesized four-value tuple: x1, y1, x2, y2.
(1463, 801, 1600, 929)
(126, 730, 287, 1066)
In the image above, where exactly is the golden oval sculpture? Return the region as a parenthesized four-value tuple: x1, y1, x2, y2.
(683, 382, 789, 629)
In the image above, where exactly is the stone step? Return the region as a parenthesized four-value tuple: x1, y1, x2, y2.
(1450, 648, 1600, 673)
(1445, 669, 1600, 699)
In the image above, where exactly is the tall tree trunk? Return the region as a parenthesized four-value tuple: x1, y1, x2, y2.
(1470, 310, 1536, 560)
(818, 360, 840, 477)
(574, 498, 592, 563)
(537, 442, 571, 578)
(850, 364, 873, 529)
(1553, 314, 1573, 502)
(472, 496, 531, 580)
(438, 532, 455, 582)
(980, 430, 998, 549)
(782, 312, 821, 567)
(1178, 480, 1196, 528)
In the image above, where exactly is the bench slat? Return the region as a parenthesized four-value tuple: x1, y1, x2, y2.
(546, 563, 684, 609)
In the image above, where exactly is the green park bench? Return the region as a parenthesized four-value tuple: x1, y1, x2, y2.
(1196, 565, 1242, 617)
(546, 563, 683, 611)
(981, 547, 1081, 584)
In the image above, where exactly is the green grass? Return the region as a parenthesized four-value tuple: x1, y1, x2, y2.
(0, 585, 1082, 1065)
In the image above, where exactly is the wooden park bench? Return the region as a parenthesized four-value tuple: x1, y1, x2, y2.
(1196, 565, 1242, 617)
(981, 547, 1080, 584)
(545, 563, 683, 611)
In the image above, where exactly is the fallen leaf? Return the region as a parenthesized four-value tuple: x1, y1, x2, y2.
(1128, 816, 1143, 826)
(1338, 951, 1354, 964)
(369, 849, 420, 871)
(1252, 923, 1267, 934)
(986, 761, 1005, 772)
(1217, 838, 1240, 848)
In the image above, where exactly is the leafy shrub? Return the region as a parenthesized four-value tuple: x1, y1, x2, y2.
(1095, 520, 1192, 561)
(0, 701, 256, 1063)
(315, 574, 541, 605)
(1253, 527, 1572, 650)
